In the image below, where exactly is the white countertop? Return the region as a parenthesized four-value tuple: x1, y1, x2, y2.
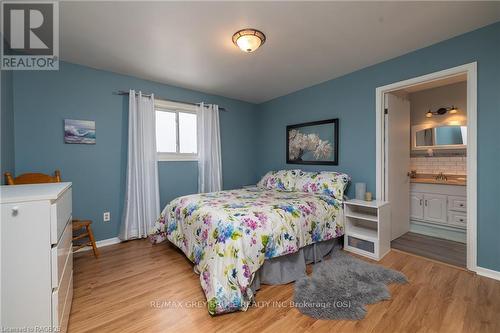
(0, 182, 72, 203)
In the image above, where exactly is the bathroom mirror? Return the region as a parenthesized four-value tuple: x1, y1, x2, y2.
(412, 124, 467, 150)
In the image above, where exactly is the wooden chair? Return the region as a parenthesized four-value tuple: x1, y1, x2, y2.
(5, 170, 61, 185)
(4, 170, 99, 258)
(72, 220, 99, 258)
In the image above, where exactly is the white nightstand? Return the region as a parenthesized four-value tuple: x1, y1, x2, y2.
(343, 199, 390, 261)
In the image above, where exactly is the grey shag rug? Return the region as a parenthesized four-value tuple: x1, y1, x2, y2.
(294, 250, 408, 320)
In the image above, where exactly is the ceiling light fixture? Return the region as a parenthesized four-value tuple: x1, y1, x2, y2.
(232, 29, 266, 53)
(425, 106, 458, 118)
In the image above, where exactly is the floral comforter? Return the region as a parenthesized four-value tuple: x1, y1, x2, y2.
(149, 188, 344, 315)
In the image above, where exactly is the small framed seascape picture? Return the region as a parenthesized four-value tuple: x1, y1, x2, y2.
(286, 118, 339, 165)
(64, 119, 96, 144)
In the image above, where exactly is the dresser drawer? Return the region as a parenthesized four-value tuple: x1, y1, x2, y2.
(448, 195, 466, 212)
(52, 256, 73, 331)
(51, 187, 72, 244)
(448, 211, 467, 228)
(52, 220, 73, 288)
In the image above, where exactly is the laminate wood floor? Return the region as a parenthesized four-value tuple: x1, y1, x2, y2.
(391, 232, 466, 268)
(68, 239, 500, 333)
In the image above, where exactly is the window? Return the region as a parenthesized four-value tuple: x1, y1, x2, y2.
(155, 99, 198, 161)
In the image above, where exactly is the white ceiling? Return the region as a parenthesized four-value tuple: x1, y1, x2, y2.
(60, 1, 500, 103)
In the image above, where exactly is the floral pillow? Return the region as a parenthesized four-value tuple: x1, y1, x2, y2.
(257, 169, 301, 192)
(295, 171, 351, 199)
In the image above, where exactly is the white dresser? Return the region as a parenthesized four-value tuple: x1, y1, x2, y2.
(1, 183, 73, 332)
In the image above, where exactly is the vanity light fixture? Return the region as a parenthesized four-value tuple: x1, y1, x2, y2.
(232, 29, 266, 53)
(425, 106, 458, 118)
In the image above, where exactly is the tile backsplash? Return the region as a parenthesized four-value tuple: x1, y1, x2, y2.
(410, 156, 466, 175)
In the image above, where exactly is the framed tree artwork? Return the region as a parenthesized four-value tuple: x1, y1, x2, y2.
(286, 118, 339, 165)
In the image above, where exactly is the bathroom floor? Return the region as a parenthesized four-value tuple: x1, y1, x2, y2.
(391, 232, 466, 268)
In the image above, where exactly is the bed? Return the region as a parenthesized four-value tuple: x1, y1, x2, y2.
(149, 170, 350, 315)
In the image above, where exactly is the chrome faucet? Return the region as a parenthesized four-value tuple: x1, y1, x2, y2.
(435, 172, 448, 181)
(408, 170, 417, 179)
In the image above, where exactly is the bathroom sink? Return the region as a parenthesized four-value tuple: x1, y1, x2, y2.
(410, 175, 466, 185)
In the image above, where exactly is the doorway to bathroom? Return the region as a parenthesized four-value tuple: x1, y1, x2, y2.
(375, 63, 477, 270)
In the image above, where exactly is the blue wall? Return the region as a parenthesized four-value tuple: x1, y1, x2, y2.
(256, 22, 500, 271)
(12, 62, 258, 240)
(1, 70, 15, 183)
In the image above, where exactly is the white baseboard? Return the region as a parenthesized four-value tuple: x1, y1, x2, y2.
(75, 237, 121, 252)
(475, 266, 500, 281)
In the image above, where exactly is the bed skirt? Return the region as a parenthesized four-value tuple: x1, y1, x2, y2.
(250, 237, 342, 292)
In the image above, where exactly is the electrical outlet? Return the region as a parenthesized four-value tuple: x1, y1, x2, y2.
(103, 211, 111, 222)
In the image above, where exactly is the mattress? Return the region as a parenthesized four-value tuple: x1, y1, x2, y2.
(149, 187, 344, 315)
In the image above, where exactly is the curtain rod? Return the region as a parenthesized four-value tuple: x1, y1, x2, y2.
(114, 90, 228, 112)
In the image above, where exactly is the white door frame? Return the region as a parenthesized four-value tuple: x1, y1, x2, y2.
(375, 62, 477, 271)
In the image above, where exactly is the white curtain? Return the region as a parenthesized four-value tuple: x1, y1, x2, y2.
(120, 90, 160, 240)
(197, 103, 222, 193)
